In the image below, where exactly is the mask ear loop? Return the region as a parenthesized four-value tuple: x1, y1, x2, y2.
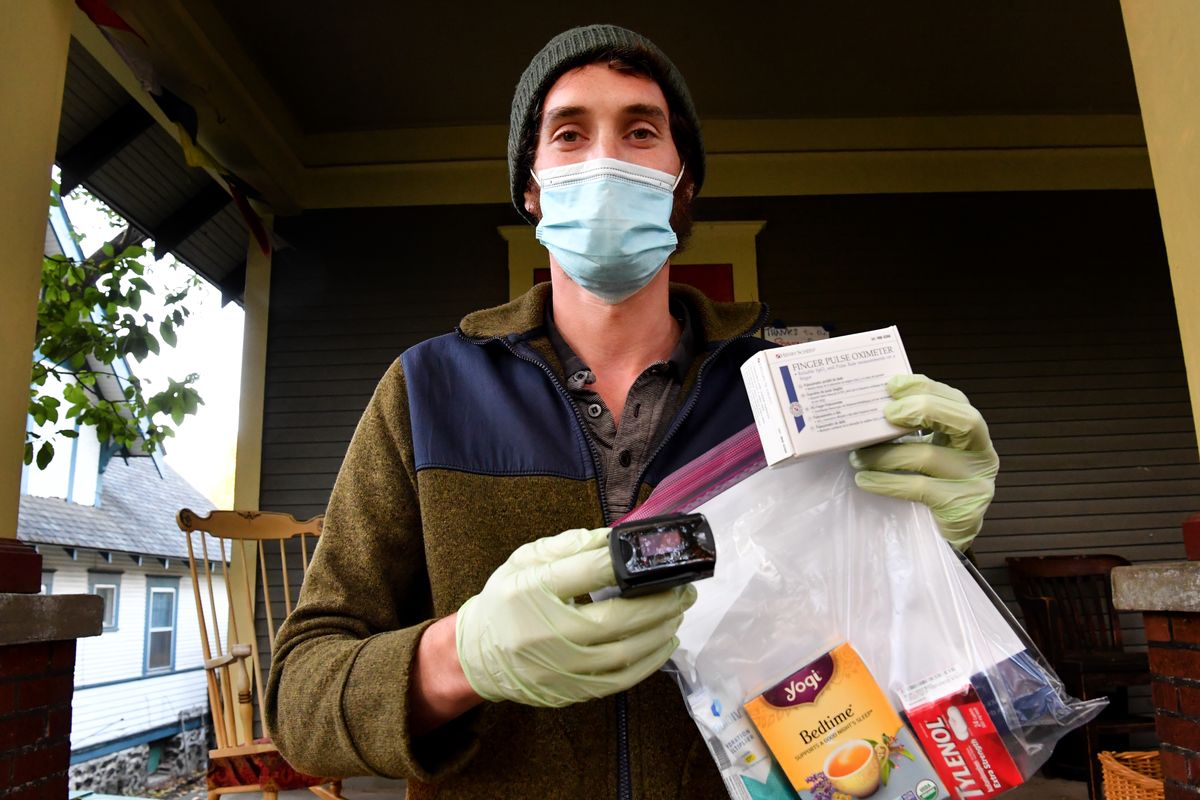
(530, 167, 542, 188)
(672, 163, 686, 191)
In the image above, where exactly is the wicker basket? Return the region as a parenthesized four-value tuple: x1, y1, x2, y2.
(1099, 750, 1165, 800)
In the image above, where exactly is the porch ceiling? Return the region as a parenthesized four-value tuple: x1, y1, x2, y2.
(65, 1, 1146, 235)
(209, 0, 1140, 132)
(56, 40, 250, 299)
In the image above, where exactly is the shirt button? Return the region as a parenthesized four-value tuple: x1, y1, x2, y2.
(587, 403, 603, 418)
(618, 450, 632, 468)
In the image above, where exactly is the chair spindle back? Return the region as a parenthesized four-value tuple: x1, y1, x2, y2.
(177, 508, 323, 751)
(1006, 554, 1131, 664)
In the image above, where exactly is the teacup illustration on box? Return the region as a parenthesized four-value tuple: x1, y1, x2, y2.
(823, 738, 881, 797)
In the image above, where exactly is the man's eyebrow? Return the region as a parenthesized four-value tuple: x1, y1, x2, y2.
(542, 105, 587, 126)
(541, 103, 668, 128)
(623, 103, 667, 122)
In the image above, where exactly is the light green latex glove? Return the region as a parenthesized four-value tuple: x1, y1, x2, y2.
(850, 374, 999, 551)
(455, 527, 697, 708)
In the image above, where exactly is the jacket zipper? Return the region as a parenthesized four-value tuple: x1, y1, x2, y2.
(463, 331, 631, 799)
(466, 331, 613, 524)
(627, 304, 770, 513)
(459, 303, 767, 800)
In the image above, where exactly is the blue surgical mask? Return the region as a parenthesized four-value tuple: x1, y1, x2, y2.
(532, 158, 683, 304)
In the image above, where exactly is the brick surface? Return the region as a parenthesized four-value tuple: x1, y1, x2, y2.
(1147, 613, 1174, 642)
(1181, 686, 1200, 719)
(45, 707, 70, 740)
(0, 540, 42, 593)
(11, 741, 70, 786)
(0, 711, 47, 750)
(0, 752, 11, 788)
(1189, 754, 1200, 784)
(15, 675, 73, 713)
(1167, 779, 1200, 799)
(47, 642, 74, 675)
(43, 772, 68, 797)
(0, 683, 16, 717)
(1160, 715, 1200, 751)
(1158, 680, 1183, 713)
(0, 644, 50, 680)
(1164, 749, 1190, 782)
(1152, 645, 1200, 679)
(0, 783, 35, 800)
(1176, 616, 1200, 646)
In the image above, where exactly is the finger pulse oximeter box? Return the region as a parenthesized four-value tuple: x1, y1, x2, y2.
(741, 326, 913, 465)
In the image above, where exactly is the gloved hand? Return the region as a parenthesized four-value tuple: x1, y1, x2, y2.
(850, 374, 999, 551)
(455, 526, 696, 708)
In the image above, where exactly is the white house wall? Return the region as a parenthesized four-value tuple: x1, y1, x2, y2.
(71, 670, 210, 754)
(39, 549, 229, 754)
(70, 428, 101, 506)
(23, 368, 102, 506)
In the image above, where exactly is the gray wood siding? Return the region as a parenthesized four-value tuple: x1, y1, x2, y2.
(260, 191, 1196, 719)
(262, 205, 516, 518)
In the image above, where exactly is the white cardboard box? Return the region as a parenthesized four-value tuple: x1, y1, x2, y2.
(741, 326, 914, 465)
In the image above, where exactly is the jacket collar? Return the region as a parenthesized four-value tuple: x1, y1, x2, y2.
(458, 282, 767, 346)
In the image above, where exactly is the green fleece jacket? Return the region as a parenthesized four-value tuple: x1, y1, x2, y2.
(266, 284, 770, 799)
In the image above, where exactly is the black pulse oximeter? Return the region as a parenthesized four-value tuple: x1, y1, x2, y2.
(609, 512, 716, 598)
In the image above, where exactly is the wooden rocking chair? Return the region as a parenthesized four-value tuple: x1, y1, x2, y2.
(1006, 554, 1154, 800)
(177, 508, 343, 800)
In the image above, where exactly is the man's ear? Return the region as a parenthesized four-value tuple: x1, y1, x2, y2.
(523, 179, 540, 219)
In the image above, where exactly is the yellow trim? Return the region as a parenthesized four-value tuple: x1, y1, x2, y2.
(71, 9, 234, 202)
(498, 226, 546, 301)
(78, 2, 303, 214)
(1121, 0, 1200, 455)
(501, 221, 766, 303)
(1, 0, 74, 538)
(674, 221, 765, 302)
(305, 160, 510, 209)
(226, 221, 272, 725)
(702, 114, 1145, 153)
(301, 114, 1146, 167)
(233, 219, 272, 513)
(306, 144, 1150, 209)
(73, 0, 1154, 211)
(61, 5, 1160, 213)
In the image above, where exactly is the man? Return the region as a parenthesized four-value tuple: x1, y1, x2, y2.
(266, 24, 998, 799)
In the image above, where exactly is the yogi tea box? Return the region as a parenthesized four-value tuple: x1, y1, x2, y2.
(744, 644, 949, 800)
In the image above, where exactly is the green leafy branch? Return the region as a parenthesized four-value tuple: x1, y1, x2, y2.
(28, 189, 205, 469)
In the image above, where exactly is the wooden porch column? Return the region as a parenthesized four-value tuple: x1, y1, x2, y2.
(0, 1, 74, 539)
(1121, 1, 1200, 456)
(234, 221, 272, 514)
(227, 223, 272, 743)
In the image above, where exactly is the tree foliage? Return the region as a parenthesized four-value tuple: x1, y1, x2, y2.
(28, 188, 204, 469)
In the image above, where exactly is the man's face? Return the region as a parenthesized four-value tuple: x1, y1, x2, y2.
(523, 62, 684, 219)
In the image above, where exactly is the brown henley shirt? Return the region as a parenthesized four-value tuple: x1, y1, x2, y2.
(545, 299, 698, 519)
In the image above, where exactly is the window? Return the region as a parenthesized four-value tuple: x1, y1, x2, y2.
(87, 571, 121, 631)
(40, 570, 54, 595)
(145, 576, 179, 673)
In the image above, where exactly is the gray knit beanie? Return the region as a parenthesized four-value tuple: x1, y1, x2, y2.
(508, 24, 705, 224)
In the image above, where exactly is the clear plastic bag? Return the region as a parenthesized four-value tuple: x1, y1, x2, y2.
(618, 426, 1106, 800)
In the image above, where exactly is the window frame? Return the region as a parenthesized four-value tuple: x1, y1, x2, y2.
(143, 575, 180, 674)
(87, 570, 122, 631)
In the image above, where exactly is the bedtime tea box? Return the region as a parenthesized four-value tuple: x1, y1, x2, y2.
(744, 643, 949, 800)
